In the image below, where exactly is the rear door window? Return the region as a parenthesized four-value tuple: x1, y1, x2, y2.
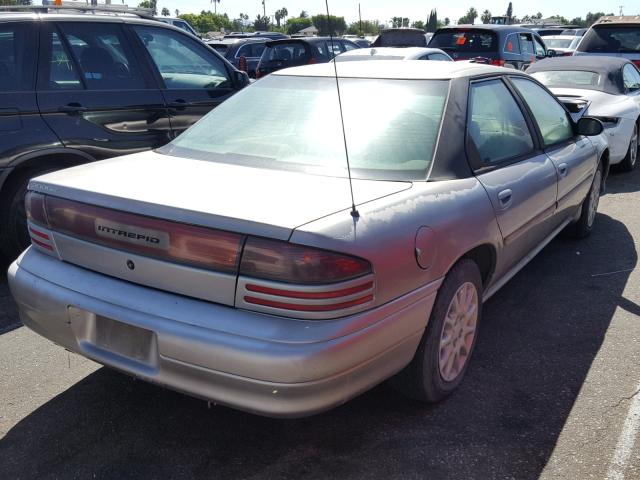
(578, 26, 640, 53)
(0, 23, 35, 91)
(430, 30, 497, 52)
(134, 25, 231, 90)
(504, 33, 520, 54)
(533, 36, 546, 57)
(265, 42, 310, 63)
(623, 64, 640, 91)
(43, 31, 83, 90)
(468, 79, 534, 164)
(57, 22, 146, 90)
(518, 33, 535, 55)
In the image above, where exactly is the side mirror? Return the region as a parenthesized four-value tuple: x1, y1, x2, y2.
(577, 116, 604, 136)
(546, 49, 557, 58)
(235, 70, 250, 87)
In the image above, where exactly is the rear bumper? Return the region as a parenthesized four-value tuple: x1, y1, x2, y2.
(8, 248, 440, 418)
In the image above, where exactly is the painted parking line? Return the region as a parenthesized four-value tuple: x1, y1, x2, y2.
(606, 385, 640, 480)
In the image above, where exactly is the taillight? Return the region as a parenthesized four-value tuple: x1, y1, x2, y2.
(491, 59, 505, 67)
(308, 56, 317, 64)
(632, 60, 640, 68)
(240, 237, 370, 284)
(25, 191, 47, 225)
(25, 191, 56, 254)
(237, 238, 374, 319)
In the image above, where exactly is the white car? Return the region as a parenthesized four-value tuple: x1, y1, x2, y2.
(528, 56, 640, 171)
(335, 47, 452, 62)
(540, 35, 582, 56)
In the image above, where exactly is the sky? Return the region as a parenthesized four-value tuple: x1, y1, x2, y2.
(152, 0, 635, 24)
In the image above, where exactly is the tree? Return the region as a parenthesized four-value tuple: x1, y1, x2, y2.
(312, 14, 347, 35)
(138, 1, 157, 16)
(390, 17, 410, 28)
(275, 7, 288, 28)
(254, 14, 271, 31)
(175, 9, 180, 17)
(412, 20, 425, 30)
(161, 7, 170, 17)
(506, 2, 513, 21)
(211, 0, 220, 15)
(346, 19, 380, 35)
(458, 7, 478, 25)
(426, 9, 438, 32)
(481, 10, 492, 24)
(299, 10, 308, 18)
(444, 17, 450, 25)
(286, 16, 313, 34)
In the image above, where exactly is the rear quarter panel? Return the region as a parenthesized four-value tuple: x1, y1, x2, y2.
(290, 179, 502, 306)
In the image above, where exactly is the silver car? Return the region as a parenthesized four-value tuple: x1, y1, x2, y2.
(8, 61, 608, 417)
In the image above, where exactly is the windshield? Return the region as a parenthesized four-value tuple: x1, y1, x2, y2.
(578, 26, 640, 53)
(543, 38, 574, 49)
(531, 70, 602, 90)
(161, 75, 449, 181)
(430, 30, 497, 52)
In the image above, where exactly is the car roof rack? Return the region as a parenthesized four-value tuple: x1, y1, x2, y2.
(0, 3, 154, 20)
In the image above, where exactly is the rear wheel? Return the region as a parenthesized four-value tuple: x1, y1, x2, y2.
(392, 259, 482, 402)
(619, 123, 638, 172)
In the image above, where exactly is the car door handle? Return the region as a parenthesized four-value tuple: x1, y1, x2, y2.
(558, 163, 568, 177)
(58, 104, 88, 113)
(497, 189, 513, 208)
(168, 100, 194, 108)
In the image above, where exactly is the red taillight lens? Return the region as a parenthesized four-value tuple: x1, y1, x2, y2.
(239, 237, 371, 285)
(308, 56, 317, 64)
(45, 196, 244, 272)
(491, 59, 505, 67)
(25, 191, 48, 226)
(633, 60, 640, 68)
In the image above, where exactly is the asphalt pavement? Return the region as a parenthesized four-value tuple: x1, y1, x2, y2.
(1, 166, 639, 480)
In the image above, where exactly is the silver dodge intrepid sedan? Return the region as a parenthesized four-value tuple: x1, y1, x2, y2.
(9, 61, 608, 417)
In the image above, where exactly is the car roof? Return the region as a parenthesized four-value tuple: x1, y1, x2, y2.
(594, 15, 640, 26)
(0, 12, 164, 26)
(436, 24, 538, 34)
(338, 47, 447, 58)
(272, 60, 522, 80)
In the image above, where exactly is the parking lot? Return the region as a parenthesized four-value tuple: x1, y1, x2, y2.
(0, 166, 637, 479)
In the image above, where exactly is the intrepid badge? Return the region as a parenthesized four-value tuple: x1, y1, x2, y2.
(94, 218, 170, 250)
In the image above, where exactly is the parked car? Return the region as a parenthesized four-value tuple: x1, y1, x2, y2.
(527, 56, 640, 171)
(353, 38, 371, 48)
(334, 47, 452, 62)
(9, 61, 608, 418)
(372, 28, 428, 47)
(429, 25, 551, 69)
(540, 35, 581, 56)
(221, 38, 268, 77)
(573, 16, 640, 66)
(561, 28, 588, 36)
(255, 37, 360, 77)
(0, 8, 250, 260)
(156, 17, 199, 38)
(206, 37, 240, 56)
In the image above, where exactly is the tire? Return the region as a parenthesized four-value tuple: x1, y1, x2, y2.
(570, 162, 603, 239)
(0, 168, 49, 261)
(619, 123, 638, 172)
(391, 259, 483, 403)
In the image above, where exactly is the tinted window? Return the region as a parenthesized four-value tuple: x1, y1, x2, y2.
(519, 33, 534, 55)
(0, 23, 33, 91)
(468, 80, 534, 164)
(504, 34, 520, 54)
(430, 30, 497, 52)
(134, 26, 231, 89)
(579, 26, 640, 53)
(46, 32, 83, 90)
(57, 23, 145, 90)
(533, 37, 546, 56)
(236, 43, 266, 58)
(264, 43, 310, 62)
(512, 78, 574, 146)
(531, 70, 602, 89)
(164, 76, 449, 181)
(622, 64, 640, 91)
(343, 41, 358, 51)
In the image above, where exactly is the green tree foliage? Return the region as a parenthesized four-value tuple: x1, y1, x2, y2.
(426, 9, 438, 32)
(506, 2, 513, 21)
(312, 14, 347, 35)
(137, 0, 157, 16)
(444, 17, 450, 25)
(412, 20, 425, 30)
(299, 10, 308, 18)
(254, 14, 271, 31)
(286, 16, 313, 34)
(179, 11, 233, 33)
(161, 7, 170, 17)
(390, 17, 410, 28)
(347, 20, 381, 35)
(274, 7, 288, 28)
(458, 7, 478, 25)
(481, 9, 492, 24)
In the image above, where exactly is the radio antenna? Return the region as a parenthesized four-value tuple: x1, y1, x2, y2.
(325, 0, 359, 218)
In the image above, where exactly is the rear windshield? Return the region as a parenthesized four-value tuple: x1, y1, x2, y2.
(263, 42, 310, 62)
(578, 26, 640, 53)
(531, 70, 602, 90)
(430, 29, 497, 52)
(543, 38, 574, 49)
(162, 76, 449, 181)
(374, 31, 427, 47)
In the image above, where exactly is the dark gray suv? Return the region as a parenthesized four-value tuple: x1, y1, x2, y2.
(0, 7, 249, 260)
